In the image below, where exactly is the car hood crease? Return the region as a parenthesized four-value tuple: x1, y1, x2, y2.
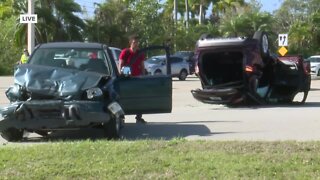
(14, 64, 105, 97)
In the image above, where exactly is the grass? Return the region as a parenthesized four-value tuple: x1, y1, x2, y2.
(1, 139, 320, 179)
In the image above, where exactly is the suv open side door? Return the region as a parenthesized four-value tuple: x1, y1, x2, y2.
(114, 46, 172, 115)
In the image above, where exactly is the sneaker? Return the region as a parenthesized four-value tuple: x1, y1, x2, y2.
(136, 118, 147, 124)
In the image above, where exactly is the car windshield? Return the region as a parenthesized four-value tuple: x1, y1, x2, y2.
(146, 56, 165, 64)
(28, 48, 110, 74)
(307, 57, 320, 63)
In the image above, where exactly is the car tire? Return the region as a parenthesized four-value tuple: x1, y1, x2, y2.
(253, 31, 270, 61)
(104, 115, 123, 140)
(179, 69, 188, 81)
(1, 128, 24, 142)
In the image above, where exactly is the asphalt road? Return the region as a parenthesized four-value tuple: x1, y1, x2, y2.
(1, 75, 320, 144)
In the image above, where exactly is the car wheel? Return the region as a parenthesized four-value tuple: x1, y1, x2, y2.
(179, 69, 188, 81)
(253, 31, 270, 61)
(1, 128, 24, 142)
(154, 70, 162, 75)
(103, 115, 123, 140)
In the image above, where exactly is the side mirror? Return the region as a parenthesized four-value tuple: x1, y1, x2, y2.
(121, 66, 131, 77)
(161, 61, 166, 66)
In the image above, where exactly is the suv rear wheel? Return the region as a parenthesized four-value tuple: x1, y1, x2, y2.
(253, 31, 270, 62)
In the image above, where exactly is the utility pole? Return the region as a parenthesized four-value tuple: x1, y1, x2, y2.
(28, 0, 35, 54)
(173, 0, 177, 24)
(173, 0, 177, 51)
(185, 0, 189, 31)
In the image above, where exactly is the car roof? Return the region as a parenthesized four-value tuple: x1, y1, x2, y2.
(309, 55, 320, 58)
(37, 42, 105, 49)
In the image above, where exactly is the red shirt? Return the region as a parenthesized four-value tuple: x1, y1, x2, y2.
(119, 48, 145, 76)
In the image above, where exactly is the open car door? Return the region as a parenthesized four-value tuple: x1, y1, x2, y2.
(114, 46, 172, 115)
(271, 55, 311, 103)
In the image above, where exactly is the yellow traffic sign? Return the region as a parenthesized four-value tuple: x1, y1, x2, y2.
(278, 46, 288, 56)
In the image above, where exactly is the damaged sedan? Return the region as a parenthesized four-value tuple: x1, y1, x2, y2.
(0, 42, 172, 141)
(191, 31, 311, 105)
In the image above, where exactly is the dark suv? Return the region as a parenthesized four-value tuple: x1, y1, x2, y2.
(0, 42, 172, 141)
(191, 31, 311, 105)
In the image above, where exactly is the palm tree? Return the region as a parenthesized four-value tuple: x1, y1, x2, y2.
(86, 0, 132, 47)
(13, 0, 85, 46)
(163, 0, 186, 22)
(213, 0, 245, 18)
(188, 0, 214, 25)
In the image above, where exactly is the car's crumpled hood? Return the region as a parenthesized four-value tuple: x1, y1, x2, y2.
(13, 64, 106, 98)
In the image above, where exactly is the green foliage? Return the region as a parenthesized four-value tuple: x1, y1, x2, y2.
(0, 17, 20, 75)
(130, 0, 165, 47)
(219, 1, 274, 37)
(174, 23, 220, 51)
(11, 0, 85, 46)
(84, 0, 132, 48)
(2, 140, 320, 178)
(274, 0, 320, 56)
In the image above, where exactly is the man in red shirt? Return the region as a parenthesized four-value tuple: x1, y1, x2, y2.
(119, 35, 147, 124)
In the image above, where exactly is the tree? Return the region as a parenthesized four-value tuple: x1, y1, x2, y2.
(163, 0, 186, 21)
(0, 17, 20, 75)
(274, 0, 320, 56)
(218, 1, 274, 38)
(130, 0, 165, 47)
(188, 0, 213, 25)
(85, 0, 132, 48)
(10, 0, 85, 46)
(213, 0, 245, 16)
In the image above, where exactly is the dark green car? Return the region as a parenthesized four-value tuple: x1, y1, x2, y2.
(0, 42, 172, 141)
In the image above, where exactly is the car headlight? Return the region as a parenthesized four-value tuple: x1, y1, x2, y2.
(5, 84, 25, 102)
(86, 87, 103, 100)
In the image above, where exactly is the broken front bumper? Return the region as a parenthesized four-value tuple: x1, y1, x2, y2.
(191, 88, 242, 104)
(0, 100, 122, 131)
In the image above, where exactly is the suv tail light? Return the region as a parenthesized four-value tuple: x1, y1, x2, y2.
(303, 61, 311, 75)
(245, 65, 253, 73)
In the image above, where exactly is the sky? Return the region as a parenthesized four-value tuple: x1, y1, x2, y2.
(259, 0, 283, 12)
(75, 0, 283, 17)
